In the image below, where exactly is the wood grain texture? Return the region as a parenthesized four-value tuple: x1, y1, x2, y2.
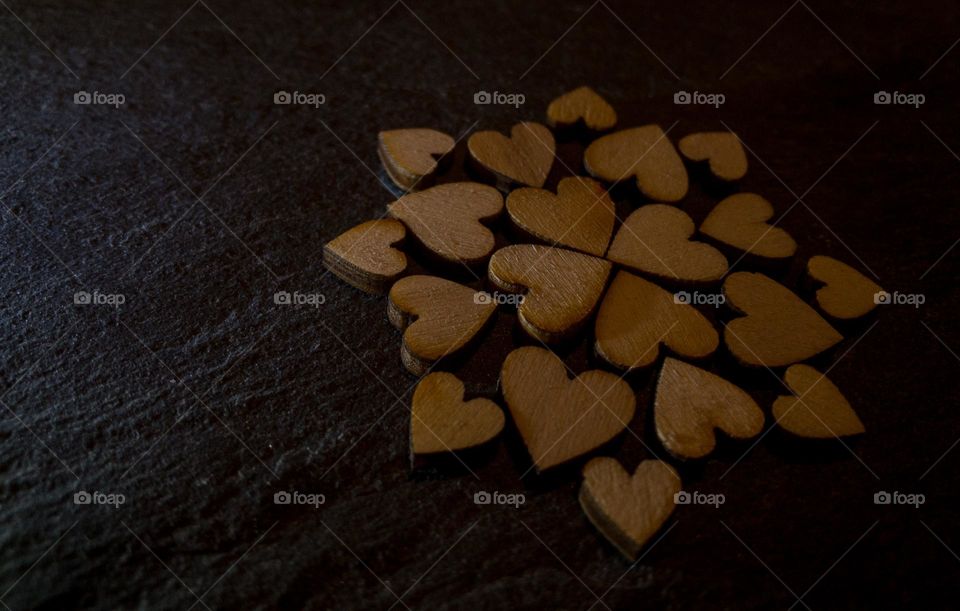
(579, 457, 680, 560)
(488, 244, 612, 343)
(506, 176, 615, 256)
(606, 204, 728, 283)
(322, 219, 407, 294)
(546, 86, 617, 130)
(583, 125, 688, 202)
(700, 193, 797, 259)
(411, 372, 504, 455)
(378, 128, 455, 191)
(773, 364, 865, 438)
(594, 271, 719, 370)
(654, 357, 764, 459)
(723, 272, 843, 367)
(500, 347, 635, 471)
(388, 275, 496, 375)
(807, 255, 883, 319)
(467, 122, 555, 190)
(678, 131, 748, 181)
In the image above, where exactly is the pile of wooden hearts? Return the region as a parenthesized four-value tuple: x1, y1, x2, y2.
(323, 86, 882, 560)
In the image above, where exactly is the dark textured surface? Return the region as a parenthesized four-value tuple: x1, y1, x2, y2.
(2, 0, 960, 609)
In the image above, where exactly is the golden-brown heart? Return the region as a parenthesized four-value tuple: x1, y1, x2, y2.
(411, 372, 504, 455)
(378, 128, 455, 191)
(500, 347, 636, 471)
(700, 193, 796, 259)
(546, 86, 617, 130)
(772, 364, 865, 438)
(807, 255, 883, 320)
(467, 122, 555, 190)
(388, 275, 496, 375)
(583, 125, 688, 202)
(723, 272, 843, 367)
(678, 131, 748, 181)
(594, 271, 719, 370)
(654, 358, 764, 459)
(387, 182, 503, 265)
(506, 176, 615, 256)
(323, 219, 407, 294)
(606, 204, 728, 283)
(579, 457, 680, 560)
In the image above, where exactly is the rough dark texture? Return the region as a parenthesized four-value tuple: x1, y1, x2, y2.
(1, 0, 959, 609)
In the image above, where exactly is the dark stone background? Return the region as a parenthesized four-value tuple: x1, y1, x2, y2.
(1, 0, 959, 608)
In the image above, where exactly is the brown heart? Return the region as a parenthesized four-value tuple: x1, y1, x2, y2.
(678, 131, 748, 181)
(506, 176, 615, 257)
(583, 125, 688, 202)
(500, 347, 636, 471)
(378, 128, 455, 191)
(579, 457, 680, 560)
(773, 364, 865, 437)
(807, 255, 883, 320)
(323, 219, 407, 294)
(700, 193, 796, 259)
(723, 272, 843, 367)
(388, 275, 496, 375)
(411, 372, 504, 455)
(467, 122, 555, 189)
(546, 86, 617, 130)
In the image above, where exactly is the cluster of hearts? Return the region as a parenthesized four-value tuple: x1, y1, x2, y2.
(322, 86, 883, 560)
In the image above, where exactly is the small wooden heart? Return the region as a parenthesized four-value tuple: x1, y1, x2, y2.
(595, 271, 719, 370)
(506, 176, 615, 257)
(546, 86, 617, 131)
(323, 219, 407, 294)
(387, 182, 503, 265)
(678, 131, 748, 181)
(606, 204, 728, 283)
(467, 122, 555, 190)
(488, 244, 612, 343)
(583, 125, 688, 202)
(500, 347, 636, 471)
(388, 275, 497, 375)
(773, 364, 865, 438)
(700, 193, 796, 259)
(378, 128, 455, 191)
(807, 255, 883, 320)
(579, 457, 680, 560)
(411, 372, 505, 455)
(723, 272, 843, 367)
(654, 358, 765, 459)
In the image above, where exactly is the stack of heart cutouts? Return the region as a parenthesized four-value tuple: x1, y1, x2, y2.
(323, 86, 879, 560)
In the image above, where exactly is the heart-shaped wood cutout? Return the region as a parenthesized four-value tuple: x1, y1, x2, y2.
(654, 358, 764, 459)
(387, 182, 503, 265)
(500, 347, 636, 471)
(606, 204, 729, 283)
(388, 275, 497, 375)
(595, 271, 718, 370)
(411, 372, 504, 455)
(723, 272, 843, 367)
(488, 244, 612, 343)
(378, 128, 455, 191)
(467, 122, 555, 190)
(579, 457, 680, 560)
(323, 219, 407, 294)
(506, 176, 615, 256)
(678, 131, 748, 181)
(700, 193, 796, 259)
(583, 125, 688, 202)
(807, 255, 883, 320)
(546, 86, 617, 130)
(773, 364, 865, 437)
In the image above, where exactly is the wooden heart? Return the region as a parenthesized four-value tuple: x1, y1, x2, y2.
(488, 244, 612, 343)
(583, 125, 688, 202)
(606, 204, 728, 283)
(378, 128, 455, 191)
(654, 358, 764, 459)
(323, 219, 407, 294)
(807, 255, 883, 320)
(411, 372, 504, 455)
(678, 131, 748, 181)
(700, 193, 796, 259)
(387, 182, 503, 265)
(546, 86, 617, 130)
(467, 122, 555, 190)
(723, 272, 843, 367)
(500, 347, 635, 471)
(773, 364, 865, 438)
(506, 176, 615, 256)
(579, 457, 680, 560)
(388, 275, 497, 375)
(594, 271, 718, 370)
